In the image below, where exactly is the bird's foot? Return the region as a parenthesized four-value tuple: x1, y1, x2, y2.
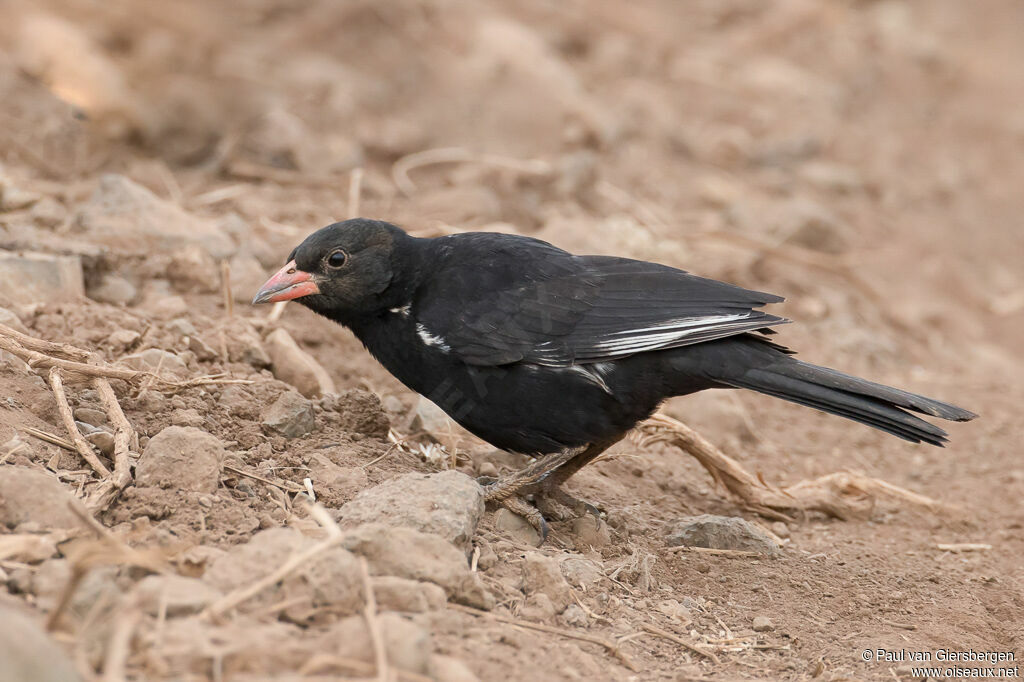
(533, 483, 602, 521)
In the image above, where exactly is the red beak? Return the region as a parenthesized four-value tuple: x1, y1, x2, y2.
(252, 260, 321, 304)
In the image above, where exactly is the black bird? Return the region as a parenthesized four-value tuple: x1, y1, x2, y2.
(253, 219, 976, 535)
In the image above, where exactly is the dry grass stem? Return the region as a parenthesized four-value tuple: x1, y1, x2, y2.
(640, 623, 721, 665)
(636, 414, 942, 521)
(936, 543, 992, 553)
(223, 463, 304, 494)
(348, 167, 364, 219)
(392, 147, 551, 196)
(221, 259, 234, 317)
(23, 426, 78, 452)
(447, 603, 640, 672)
(359, 556, 389, 682)
(48, 367, 112, 477)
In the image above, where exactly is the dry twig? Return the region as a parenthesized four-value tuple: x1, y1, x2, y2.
(359, 556, 389, 682)
(636, 413, 941, 520)
(48, 367, 111, 478)
(641, 623, 720, 664)
(392, 147, 551, 196)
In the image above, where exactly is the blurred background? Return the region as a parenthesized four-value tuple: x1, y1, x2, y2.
(1, 0, 1022, 375)
(2, 1, 1023, 678)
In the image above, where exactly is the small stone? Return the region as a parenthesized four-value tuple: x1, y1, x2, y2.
(770, 521, 790, 539)
(216, 319, 270, 368)
(522, 552, 573, 613)
(342, 523, 493, 609)
(85, 430, 115, 456)
(119, 348, 189, 377)
(0, 605, 82, 682)
(327, 389, 390, 437)
(560, 557, 603, 590)
(560, 603, 589, 628)
(430, 655, 480, 682)
(494, 508, 541, 547)
(204, 527, 363, 623)
(519, 592, 556, 622)
(477, 461, 497, 478)
(0, 467, 79, 530)
(87, 273, 137, 305)
(138, 294, 189, 320)
(339, 471, 484, 555)
(571, 515, 611, 550)
(752, 615, 775, 632)
(167, 245, 218, 293)
(265, 328, 336, 398)
(262, 391, 316, 438)
(664, 515, 781, 556)
(0, 184, 41, 211)
(0, 252, 84, 305)
(106, 329, 140, 351)
(170, 408, 205, 428)
(330, 613, 432, 675)
(135, 575, 222, 616)
(73, 407, 107, 427)
(371, 576, 447, 612)
(136, 426, 227, 494)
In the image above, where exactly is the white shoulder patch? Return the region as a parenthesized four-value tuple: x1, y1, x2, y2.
(416, 323, 451, 352)
(389, 304, 411, 317)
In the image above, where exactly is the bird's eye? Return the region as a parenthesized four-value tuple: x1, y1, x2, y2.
(326, 250, 348, 268)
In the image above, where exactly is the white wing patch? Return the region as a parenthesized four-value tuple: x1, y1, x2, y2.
(416, 323, 452, 352)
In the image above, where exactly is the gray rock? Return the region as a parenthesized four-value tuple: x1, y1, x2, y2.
(265, 328, 335, 398)
(560, 556, 603, 590)
(75, 174, 234, 258)
(342, 523, 493, 610)
(664, 514, 781, 556)
(73, 407, 107, 427)
(522, 552, 573, 614)
(136, 426, 226, 495)
(106, 329, 140, 351)
(493, 507, 541, 547)
(560, 603, 589, 628)
(571, 515, 611, 550)
(339, 471, 483, 555)
(752, 615, 775, 632)
(87, 273, 137, 305)
(0, 604, 82, 682)
(262, 391, 315, 438)
(0, 467, 79, 530)
(325, 389, 391, 437)
(85, 430, 115, 456)
(0, 252, 84, 305)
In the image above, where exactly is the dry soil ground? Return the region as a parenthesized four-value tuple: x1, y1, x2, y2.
(1, 1, 1022, 681)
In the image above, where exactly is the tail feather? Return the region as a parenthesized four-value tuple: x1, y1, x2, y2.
(688, 337, 977, 447)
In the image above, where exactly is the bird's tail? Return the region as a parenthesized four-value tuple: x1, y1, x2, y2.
(673, 337, 977, 446)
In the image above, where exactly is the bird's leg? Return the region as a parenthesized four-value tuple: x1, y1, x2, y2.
(532, 440, 614, 520)
(482, 445, 589, 539)
(483, 441, 616, 538)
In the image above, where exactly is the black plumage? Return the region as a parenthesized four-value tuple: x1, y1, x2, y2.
(254, 219, 976, 531)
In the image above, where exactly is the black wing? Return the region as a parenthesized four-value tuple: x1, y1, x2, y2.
(415, 234, 788, 367)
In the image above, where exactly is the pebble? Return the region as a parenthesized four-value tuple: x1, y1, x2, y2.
(339, 471, 484, 555)
(411, 395, 454, 437)
(325, 389, 391, 437)
(342, 522, 494, 610)
(664, 514, 781, 556)
(261, 391, 316, 438)
(265, 328, 336, 398)
(522, 552, 573, 613)
(560, 557, 604, 590)
(0, 605, 83, 682)
(87, 273, 137, 305)
(752, 615, 775, 632)
(571, 515, 611, 550)
(135, 426, 226, 495)
(85, 430, 115, 456)
(330, 613, 432, 676)
(106, 329, 140, 351)
(0, 466, 79, 530)
(560, 603, 589, 628)
(494, 507, 541, 547)
(73, 407, 107, 427)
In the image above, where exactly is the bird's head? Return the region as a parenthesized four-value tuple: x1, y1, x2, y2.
(252, 219, 413, 319)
